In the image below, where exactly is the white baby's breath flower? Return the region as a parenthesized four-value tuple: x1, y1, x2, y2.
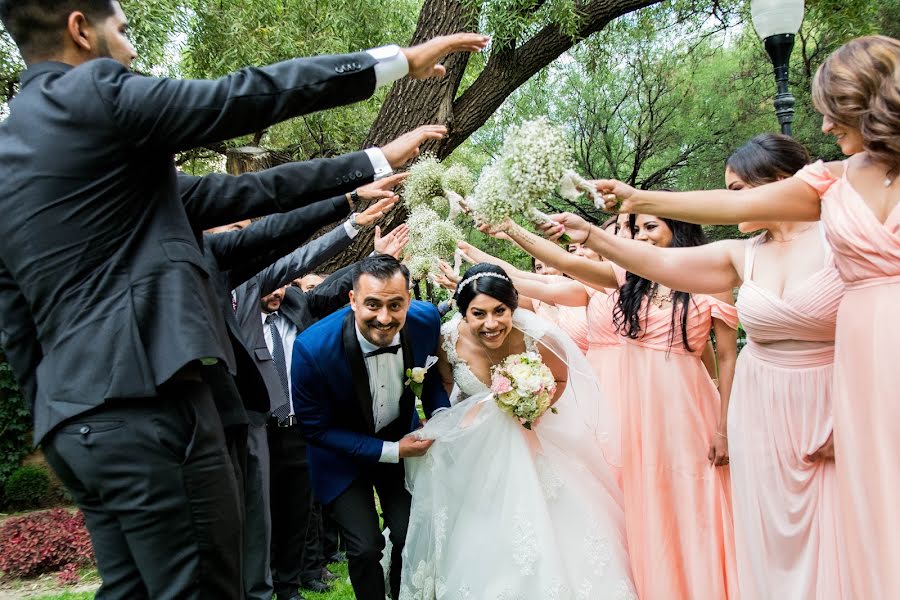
(441, 164, 475, 198)
(402, 154, 445, 210)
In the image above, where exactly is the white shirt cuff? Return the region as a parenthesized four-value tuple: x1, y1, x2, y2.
(379, 441, 400, 463)
(343, 219, 360, 239)
(364, 147, 393, 181)
(368, 45, 409, 88)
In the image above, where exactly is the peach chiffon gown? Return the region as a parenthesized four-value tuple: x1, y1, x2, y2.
(612, 266, 740, 600)
(533, 297, 590, 353)
(729, 229, 849, 599)
(584, 284, 626, 487)
(796, 161, 900, 598)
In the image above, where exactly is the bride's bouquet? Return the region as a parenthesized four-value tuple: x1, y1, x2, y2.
(490, 351, 558, 430)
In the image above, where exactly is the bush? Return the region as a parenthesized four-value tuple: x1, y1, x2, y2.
(4, 464, 50, 510)
(0, 356, 32, 488)
(0, 509, 95, 578)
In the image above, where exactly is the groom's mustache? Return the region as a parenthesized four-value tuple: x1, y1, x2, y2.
(366, 320, 401, 330)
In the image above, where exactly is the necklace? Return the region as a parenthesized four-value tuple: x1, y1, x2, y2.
(649, 287, 673, 309)
(767, 223, 816, 243)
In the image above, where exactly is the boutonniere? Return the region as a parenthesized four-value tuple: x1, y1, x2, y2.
(405, 355, 439, 400)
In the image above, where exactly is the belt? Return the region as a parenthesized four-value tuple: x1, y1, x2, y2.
(270, 415, 298, 428)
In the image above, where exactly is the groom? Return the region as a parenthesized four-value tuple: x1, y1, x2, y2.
(292, 254, 449, 600)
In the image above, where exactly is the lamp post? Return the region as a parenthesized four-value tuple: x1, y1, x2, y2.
(751, 0, 805, 136)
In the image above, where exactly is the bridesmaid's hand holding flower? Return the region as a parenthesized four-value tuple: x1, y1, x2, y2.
(593, 179, 637, 212)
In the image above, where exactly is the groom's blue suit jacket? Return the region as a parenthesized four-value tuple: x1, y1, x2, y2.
(292, 300, 450, 504)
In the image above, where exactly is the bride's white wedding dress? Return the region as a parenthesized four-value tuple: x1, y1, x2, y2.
(399, 309, 636, 600)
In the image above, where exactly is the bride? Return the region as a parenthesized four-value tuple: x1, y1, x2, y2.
(399, 263, 636, 599)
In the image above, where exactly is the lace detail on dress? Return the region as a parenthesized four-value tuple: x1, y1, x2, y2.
(584, 518, 612, 576)
(575, 581, 594, 600)
(434, 506, 448, 560)
(535, 454, 563, 501)
(442, 312, 543, 400)
(616, 580, 639, 600)
(404, 560, 437, 600)
(512, 509, 539, 575)
(498, 588, 524, 600)
(544, 581, 569, 599)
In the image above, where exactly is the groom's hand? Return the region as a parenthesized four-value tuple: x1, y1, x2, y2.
(399, 433, 434, 458)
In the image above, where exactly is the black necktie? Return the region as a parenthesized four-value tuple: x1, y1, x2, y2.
(364, 344, 401, 358)
(266, 313, 291, 420)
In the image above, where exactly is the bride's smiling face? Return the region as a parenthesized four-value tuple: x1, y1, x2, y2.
(465, 293, 514, 349)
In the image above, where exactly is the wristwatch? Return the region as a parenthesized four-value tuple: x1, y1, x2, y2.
(350, 189, 360, 207)
(348, 212, 361, 231)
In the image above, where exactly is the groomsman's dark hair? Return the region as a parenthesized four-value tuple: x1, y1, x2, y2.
(352, 254, 410, 290)
(0, 0, 116, 61)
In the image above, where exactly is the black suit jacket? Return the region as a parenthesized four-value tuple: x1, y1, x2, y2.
(0, 53, 378, 443)
(202, 194, 353, 423)
(279, 264, 356, 334)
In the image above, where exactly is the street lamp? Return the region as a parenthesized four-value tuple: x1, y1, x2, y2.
(751, 0, 805, 136)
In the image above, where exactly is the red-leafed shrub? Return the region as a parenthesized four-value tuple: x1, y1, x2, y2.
(0, 509, 95, 578)
(56, 562, 81, 586)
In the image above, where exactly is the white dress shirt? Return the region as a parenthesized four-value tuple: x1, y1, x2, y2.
(355, 325, 405, 464)
(363, 45, 410, 181)
(262, 311, 299, 413)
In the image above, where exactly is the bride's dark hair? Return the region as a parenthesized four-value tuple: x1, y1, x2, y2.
(454, 263, 519, 315)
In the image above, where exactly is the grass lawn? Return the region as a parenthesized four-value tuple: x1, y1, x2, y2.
(32, 562, 357, 600)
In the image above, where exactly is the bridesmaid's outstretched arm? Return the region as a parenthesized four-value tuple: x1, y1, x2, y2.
(540, 213, 745, 295)
(481, 222, 619, 292)
(592, 176, 822, 225)
(457, 241, 590, 307)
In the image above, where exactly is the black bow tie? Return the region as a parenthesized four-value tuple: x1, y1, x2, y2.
(364, 344, 401, 358)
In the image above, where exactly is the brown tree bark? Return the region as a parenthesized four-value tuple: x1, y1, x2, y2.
(321, 0, 664, 271)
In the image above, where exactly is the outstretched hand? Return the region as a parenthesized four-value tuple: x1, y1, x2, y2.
(355, 195, 400, 227)
(381, 125, 448, 169)
(432, 260, 460, 291)
(355, 172, 408, 204)
(537, 212, 591, 243)
(403, 33, 490, 80)
(592, 179, 637, 212)
(374, 223, 410, 258)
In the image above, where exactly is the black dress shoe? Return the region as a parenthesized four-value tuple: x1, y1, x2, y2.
(277, 594, 306, 600)
(321, 567, 338, 582)
(300, 579, 331, 593)
(328, 551, 347, 563)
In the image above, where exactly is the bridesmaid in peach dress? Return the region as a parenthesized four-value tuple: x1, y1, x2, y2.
(550, 134, 850, 598)
(590, 36, 900, 598)
(488, 216, 740, 600)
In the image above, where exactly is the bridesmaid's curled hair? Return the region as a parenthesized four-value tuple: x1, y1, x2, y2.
(812, 35, 900, 179)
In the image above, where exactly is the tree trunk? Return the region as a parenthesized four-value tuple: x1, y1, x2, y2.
(321, 0, 664, 270)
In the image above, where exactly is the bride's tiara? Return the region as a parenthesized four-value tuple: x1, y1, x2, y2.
(457, 272, 510, 291)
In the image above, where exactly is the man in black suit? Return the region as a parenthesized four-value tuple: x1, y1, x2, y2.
(0, 0, 488, 596)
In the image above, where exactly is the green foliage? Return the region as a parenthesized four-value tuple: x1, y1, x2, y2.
(4, 464, 50, 510)
(181, 0, 419, 158)
(0, 355, 32, 489)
